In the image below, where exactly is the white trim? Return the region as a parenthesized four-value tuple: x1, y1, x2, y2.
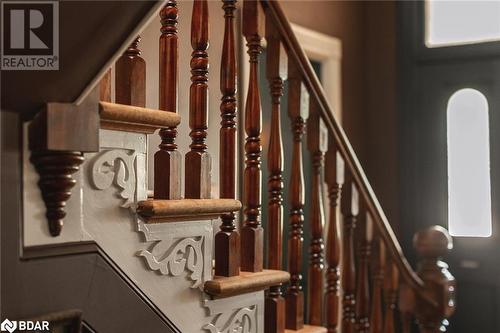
(291, 23, 343, 122)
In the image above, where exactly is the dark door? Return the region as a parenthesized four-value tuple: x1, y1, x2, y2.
(398, 2, 500, 332)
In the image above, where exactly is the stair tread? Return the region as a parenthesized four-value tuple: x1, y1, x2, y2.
(204, 269, 290, 298)
(99, 101, 180, 133)
(285, 325, 327, 333)
(137, 198, 241, 223)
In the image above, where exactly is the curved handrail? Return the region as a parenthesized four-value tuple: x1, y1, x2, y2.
(261, 0, 437, 307)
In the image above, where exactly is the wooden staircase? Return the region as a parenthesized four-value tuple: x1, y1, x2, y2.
(25, 0, 456, 332)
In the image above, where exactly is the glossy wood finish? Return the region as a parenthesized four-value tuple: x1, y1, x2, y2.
(159, 1, 178, 114)
(383, 260, 399, 333)
(241, 0, 264, 273)
(137, 198, 241, 223)
(155, 1, 181, 200)
(307, 100, 327, 326)
(285, 63, 308, 331)
(28, 90, 99, 237)
(370, 237, 385, 333)
(265, 15, 287, 333)
(285, 325, 328, 333)
(263, 2, 429, 297)
(215, 0, 240, 278)
(99, 69, 112, 102)
(341, 173, 359, 333)
(115, 36, 145, 107)
(30, 152, 84, 236)
(185, 0, 211, 199)
(99, 101, 180, 134)
(413, 226, 456, 333)
(356, 211, 372, 333)
(205, 270, 290, 298)
(325, 137, 343, 333)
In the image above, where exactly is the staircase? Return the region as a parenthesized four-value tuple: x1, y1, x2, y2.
(22, 0, 455, 332)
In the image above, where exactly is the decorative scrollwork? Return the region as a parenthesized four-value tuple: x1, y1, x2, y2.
(203, 307, 257, 333)
(138, 236, 204, 288)
(90, 149, 137, 207)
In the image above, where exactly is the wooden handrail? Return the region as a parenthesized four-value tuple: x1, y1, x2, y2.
(260, 0, 435, 306)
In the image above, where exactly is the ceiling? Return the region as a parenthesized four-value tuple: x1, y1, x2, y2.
(1, 1, 163, 116)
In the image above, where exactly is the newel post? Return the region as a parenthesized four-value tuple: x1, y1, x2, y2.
(414, 226, 456, 333)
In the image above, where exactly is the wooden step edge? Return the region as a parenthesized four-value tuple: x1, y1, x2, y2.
(137, 198, 242, 223)
(285, 325, 327, 333)
(204, 269, 290, 298)
(99, 101, 180, 134)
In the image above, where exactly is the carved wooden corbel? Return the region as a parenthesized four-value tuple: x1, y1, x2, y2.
(29, 88, 99, 236)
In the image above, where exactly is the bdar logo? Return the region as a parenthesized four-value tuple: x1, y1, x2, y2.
(0, 319, 17, 333)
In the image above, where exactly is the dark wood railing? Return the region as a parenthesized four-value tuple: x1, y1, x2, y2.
(104, 1, 456, 332)
(260, 2, 455, 332)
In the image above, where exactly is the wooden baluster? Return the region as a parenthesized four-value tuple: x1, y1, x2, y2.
(285, 64, 308, 330)
(100, 69, 112, 102)
(215, 0, 240, 277)
(265, 14, 287, 333)
(401, 312, 412, 333)
(307, 99, 327, 326)
(241, 0, 264, 272)
(115, 36, 145, 107)
(341, 173, 359, 333)
(370, 237, 385, 333)
(356, 211, 372, 333)
(155, 1, 182, 200)
(185, 0, 211, 199)
(325, 140, 344, 333)
(383, 260, 399, 333)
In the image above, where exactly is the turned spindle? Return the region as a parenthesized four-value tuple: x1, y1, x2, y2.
(370, 237, 385, 333)
(383, 259, 399, 333)
(99, 69, 112, 102)
(264, 14, 287, 333)
(307, 99, 327, 326)
(285, 63, 308, 330)
(215, 0, 240, 277)
(341, 173, 359, 333)
(325, 136, 344, 333)
(185, 0, 211, 199)
(241, 0, 264, 273)
(356, 210, 372, 333)
(155, 1, 182, 200)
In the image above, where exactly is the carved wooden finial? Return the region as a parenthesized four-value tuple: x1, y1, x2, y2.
(414, 226, 455, 333)
(30, 152, 84, 236)
(414, 225, 453, 259)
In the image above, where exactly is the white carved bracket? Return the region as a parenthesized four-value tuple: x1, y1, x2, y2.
(137, 220, 213, 288)
(203, 292, 263, 333)
(90, 149, 138, 208)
